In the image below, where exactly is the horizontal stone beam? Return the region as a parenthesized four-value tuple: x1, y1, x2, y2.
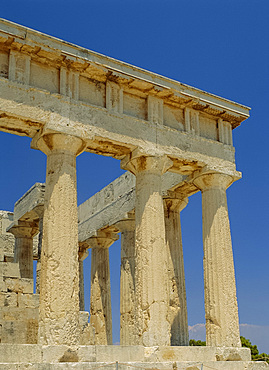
(0, 78, 240, 178)
(5, 171, 198, 245)
(0, 19, 249, 179)
(0, 18, 249, 125)
(13, 183, 45, 223)
(78, 171, 192, 242)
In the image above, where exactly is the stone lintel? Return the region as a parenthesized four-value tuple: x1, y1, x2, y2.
(0, 75, 241, 173)
(78, 171, 187, 243)
(13, 183, 45, 223)
(0, 19, 250, 125)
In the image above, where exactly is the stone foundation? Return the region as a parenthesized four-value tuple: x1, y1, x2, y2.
(0, 344, 267, 369)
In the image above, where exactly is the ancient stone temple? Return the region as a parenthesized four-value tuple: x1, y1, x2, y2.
(0, 18, 267, 369)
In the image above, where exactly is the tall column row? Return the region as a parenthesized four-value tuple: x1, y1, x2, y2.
(24, 131, 240, 348)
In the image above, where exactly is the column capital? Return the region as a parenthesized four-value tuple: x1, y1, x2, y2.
(84, 230, 119, 249)
(34, 133, 86, 156)
(78, 244, 89, 261)
(7, 220, 39, 239)
(193, 172, 233, 191)
(121, 149, 173, 176)
(164, 191, 188, 213)
(115, 217, 135, 233)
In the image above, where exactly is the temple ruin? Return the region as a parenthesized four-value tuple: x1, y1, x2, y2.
(0, 18, 267, 369)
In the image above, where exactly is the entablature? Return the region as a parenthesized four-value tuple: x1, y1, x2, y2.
(0, 19, 249, 136)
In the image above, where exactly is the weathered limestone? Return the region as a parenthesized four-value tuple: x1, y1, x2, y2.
(193, 172, 241, 347)
(122, 152, 173, 346)
(116, 216, 137, 345)
(11, 182, 45, 293)
(0, 211, 15, 263)
(85, 230, 118, 345)
(7, 221, 39, 279)
(0, 17, 261, 369)
(164, 193, 189, 346)
(78, 171, 188, 243)
(36, 133, 85, 345)
(0, 343, 255, 365)
(0, 212, 39, 344)
(78, 245, 88, 311)
(0, 19, 249, 181)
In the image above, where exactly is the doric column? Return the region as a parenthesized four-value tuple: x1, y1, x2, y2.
(164, 193, 189, 346)
(78, 244, 89, 311)
(86, 230, 118, 345)
(8, 221, 39, 279)
(35, 133, 85, 345)
(121, 151, 173, 346)
(193, 172, 241, 347)
(116, 217, 137, 345)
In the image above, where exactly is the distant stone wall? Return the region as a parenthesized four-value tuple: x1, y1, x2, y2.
(0, 211, 39, 344)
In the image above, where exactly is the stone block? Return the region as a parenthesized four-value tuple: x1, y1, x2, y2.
(42, 345, 79, 363)
(1, 321, 28, 343)
(1, 319, 38, 344)
(0, 247, 4, 262)
(0, 211, 14, 235)
(79, 311, 89, 329)
(26, 319, 38, 344)
(153, 346, 216, 362)
(80, 324, 95, 345)
(0, 292, 18, 307)
(4, 278, 33, 293)
(0, 262, 20, 278)
(0, 343, 42, 362)
(215, 347, 251, 361)
(144, 346, 251, 362)
(0, 235, 15, 259)
(0, 276, 6, 292)
(2, 306, 38, 321)
(18, 293, 39, 308)
(77, 346, 96, 362)
(127, 362, 174, 370)
(96, 345, 144, 362)
(245, 362, 269, 370)
(0, 363, 267, 370)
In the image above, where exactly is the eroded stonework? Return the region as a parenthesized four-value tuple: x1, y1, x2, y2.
(0, 18, 267, 369)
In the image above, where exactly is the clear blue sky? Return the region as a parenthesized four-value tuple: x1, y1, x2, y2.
(0, 0, 268, 352)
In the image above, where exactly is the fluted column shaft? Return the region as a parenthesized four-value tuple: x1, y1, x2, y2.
(87, 232, 118, 345)
(116, 218, 137, 345)
(164, 195, 189, 346)
(194, 173, 241, 347)
(121, 153, 173, 346)
(8, 221, 39, 279)
(36, 133, 85, 345)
